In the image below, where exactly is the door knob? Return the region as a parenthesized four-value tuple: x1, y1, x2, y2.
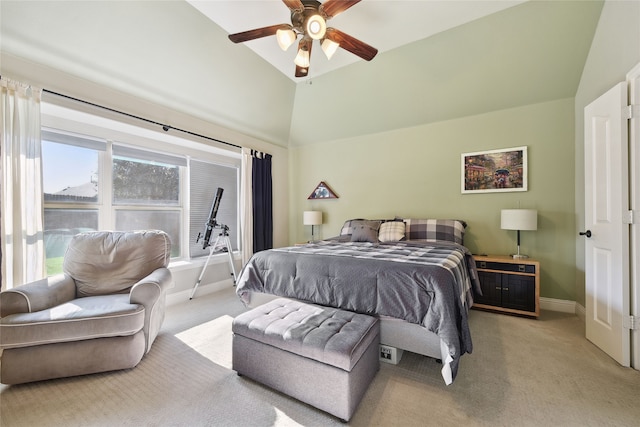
(579, 230, 592, 238)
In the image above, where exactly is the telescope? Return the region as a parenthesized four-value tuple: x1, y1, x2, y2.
(191, 187, 237, 299)
(197, 187, 225, 250)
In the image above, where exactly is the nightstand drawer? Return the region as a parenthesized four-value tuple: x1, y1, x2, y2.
(475, 260, 536, 274)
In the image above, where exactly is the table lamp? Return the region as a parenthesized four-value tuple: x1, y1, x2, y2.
(501, 209, 537, 259)
(303, 211, 322, 242)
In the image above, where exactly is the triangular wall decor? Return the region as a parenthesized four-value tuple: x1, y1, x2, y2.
(308, 181, 338, 199)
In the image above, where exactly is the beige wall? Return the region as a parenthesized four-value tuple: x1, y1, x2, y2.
(0, 54, 290, 296)
(0, 0, 292, 296)
(291, 98, 576, 301)
(574, 0, 640, 307)
(0, 0, 296, 147)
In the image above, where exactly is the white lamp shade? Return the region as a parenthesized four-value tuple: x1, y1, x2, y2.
(321, 38, 339, 60)
(294, 47, 310, 68)
(303, 211, 322, 226)
(501, 209, 537, 231)
(276, 27, 296, 51)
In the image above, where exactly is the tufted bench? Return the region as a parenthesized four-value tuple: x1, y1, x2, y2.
(232, 298, 380, 422)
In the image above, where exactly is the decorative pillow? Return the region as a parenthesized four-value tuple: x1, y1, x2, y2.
(340, 218, 366, 236)
(378, 221, 405, 242)
(403, 219, 467, 245)
(350, 220, 382, 243)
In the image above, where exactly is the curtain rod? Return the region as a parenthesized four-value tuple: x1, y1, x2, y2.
(43, 89, 242, 150)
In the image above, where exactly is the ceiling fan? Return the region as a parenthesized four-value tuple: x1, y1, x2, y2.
(228, 0, 378, 78)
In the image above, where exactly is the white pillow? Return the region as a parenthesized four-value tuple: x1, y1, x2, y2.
(378, 221, 405, 242)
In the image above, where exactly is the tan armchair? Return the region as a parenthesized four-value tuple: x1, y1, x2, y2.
(0, 230, 172, 384)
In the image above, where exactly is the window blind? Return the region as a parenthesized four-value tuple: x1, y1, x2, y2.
(113, 144, 187, 167)
(189, 159, 239, 258)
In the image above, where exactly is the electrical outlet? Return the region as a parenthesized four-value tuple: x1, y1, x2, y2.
(379, 344, 403, 364)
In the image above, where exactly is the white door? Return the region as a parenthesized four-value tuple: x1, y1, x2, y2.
(584, 82, 630, 366)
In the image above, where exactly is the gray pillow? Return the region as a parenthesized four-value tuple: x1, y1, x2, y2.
(340, 218, 366, 236)
(350, 220, 381, 243)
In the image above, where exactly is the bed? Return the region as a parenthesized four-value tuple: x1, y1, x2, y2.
(235, 218, 481, 385)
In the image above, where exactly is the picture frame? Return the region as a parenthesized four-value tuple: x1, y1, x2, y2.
(308, 181, 338, 199)
(462, 146, 527, 194)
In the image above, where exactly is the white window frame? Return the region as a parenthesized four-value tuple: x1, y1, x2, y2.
(41, 100, 242, 268)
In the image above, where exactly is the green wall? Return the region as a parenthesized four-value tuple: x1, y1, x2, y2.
(289, 0, 602, 146)
(291, 98, 576, 301)
(574, 0, 640, 308)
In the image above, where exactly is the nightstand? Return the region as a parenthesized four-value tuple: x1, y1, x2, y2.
(472, 255, 540, 318)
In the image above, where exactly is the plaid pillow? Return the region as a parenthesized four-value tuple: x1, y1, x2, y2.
(378, 221, 405, 242)
(403, 219, 467, 245)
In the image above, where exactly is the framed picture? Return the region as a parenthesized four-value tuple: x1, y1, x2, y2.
(308, 181, 338, 199)
(461, 146, 527, 194)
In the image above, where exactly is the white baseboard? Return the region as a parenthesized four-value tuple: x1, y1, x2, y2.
(575, 302, 586, 322)
(167, 286, 583, 317)
(540, 297, 577, 314)
(165, 279, 235, 307)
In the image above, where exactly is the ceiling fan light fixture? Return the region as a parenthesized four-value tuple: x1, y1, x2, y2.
(321, 38, 339, 60)
(294, 47, 310, 68)
(227, 0, 377, 78)
(276, 27, 296, 51)
(306, 14, 326, 40)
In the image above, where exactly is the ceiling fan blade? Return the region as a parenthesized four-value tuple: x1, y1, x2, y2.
(325, 28, 378, 61)
(320, 0, 361, 19)
(228, 24, 288, 44)
(282, 0, 304, 12)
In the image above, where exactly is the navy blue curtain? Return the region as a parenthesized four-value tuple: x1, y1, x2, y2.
(252, 150, 272, 252)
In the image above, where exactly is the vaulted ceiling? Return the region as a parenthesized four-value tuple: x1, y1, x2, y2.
(186, 0, 603, 145)
(187, 0, 527, 80)
(0, 1, 603, 147)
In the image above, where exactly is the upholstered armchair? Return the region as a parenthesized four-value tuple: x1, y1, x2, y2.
(0, 230, 172, 384)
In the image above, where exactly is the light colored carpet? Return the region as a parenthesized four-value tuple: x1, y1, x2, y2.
(2, 286, 639, 426)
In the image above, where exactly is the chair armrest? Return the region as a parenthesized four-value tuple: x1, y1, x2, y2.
(0, 274, 76, 317)
(130, 267, 173, 353)
(129, 268, 173, 306)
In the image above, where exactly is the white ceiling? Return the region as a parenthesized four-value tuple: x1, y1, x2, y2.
(187, 0, 526, 81)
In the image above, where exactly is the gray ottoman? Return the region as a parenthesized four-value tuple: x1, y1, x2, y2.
(232, 298, 380, 422)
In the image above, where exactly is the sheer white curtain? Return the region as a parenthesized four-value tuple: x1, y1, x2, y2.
(240, 147, 253, 266)
(0, 77, 45, 290)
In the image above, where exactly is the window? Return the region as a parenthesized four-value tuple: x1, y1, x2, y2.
(111, 145, 185, 259)
(189, 159, 239, 258)
(41, 111, 241, 276)
(42, 131, 103, 275)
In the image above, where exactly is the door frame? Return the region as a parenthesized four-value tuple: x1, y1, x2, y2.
(627, 63, 640, 369)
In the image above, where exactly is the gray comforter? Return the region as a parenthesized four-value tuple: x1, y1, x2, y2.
(236, 239, 481, 383)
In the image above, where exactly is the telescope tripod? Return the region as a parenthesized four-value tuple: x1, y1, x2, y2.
(189, 228, 237, 300)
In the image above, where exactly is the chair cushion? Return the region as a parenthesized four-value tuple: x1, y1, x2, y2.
(0, 294, 144, 349)
(64, 230, 171, 297)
